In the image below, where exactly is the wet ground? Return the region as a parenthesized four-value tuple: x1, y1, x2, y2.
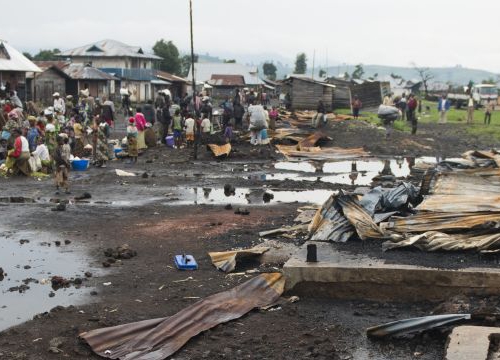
(1, 117, 499, 359)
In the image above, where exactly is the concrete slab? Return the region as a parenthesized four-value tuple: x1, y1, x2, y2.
(283, 242, 500, 301)
(445, 326, 500, 360)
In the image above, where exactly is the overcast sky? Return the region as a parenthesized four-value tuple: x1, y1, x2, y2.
(4, 0, 499, 72)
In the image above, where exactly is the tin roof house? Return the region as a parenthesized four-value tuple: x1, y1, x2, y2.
(59, 39, 161, 102)
(0, 40, 41, 101)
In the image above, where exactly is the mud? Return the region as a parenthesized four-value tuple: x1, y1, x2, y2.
(1, 118, 499, 359)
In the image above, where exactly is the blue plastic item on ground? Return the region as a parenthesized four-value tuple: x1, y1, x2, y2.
(174, 254, 198, 270)
(71, 159, 89, 171)
(114, 148, 123, 155)
(166, 136, 174, 148)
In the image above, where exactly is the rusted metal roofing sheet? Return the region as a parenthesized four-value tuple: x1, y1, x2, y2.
(383, 231, 500, 253)
(208, 143, 231, 157)
(208, 247, 270, 273)
(387, 212, 500, 233)
(81, 273, 285, 360)
(337, 195, 386, 240)
(276, 145, 369, 161)
(309, 194, 354, 242)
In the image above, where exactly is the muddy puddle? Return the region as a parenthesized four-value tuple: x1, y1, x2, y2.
(272, 157, 436, 186)
(167, 187, 335, 206)
(0, 229, 98, 332)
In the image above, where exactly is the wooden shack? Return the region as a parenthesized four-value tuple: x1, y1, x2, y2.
(326, 77, 352, 109)
(282, 76, 335, 111)
(32, 63, 69, 104)
(349, 81, 391, 111)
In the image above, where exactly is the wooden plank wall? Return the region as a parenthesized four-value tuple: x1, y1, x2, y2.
(291, 78, 334, 111)
(350, 81, 384, 111)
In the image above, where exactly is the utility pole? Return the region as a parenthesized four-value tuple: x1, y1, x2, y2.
(311, 49, 316, 80)
(189, 0, 198, 159)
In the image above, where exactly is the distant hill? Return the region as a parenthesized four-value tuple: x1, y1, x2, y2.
(328, 65, 499, 85)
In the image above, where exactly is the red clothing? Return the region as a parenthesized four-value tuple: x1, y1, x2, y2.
(408, 98, 417, 110)
(3, 104, 12, 114)
(135, 113, 146, 131)
(352, 99, 362, 110)
(11, 137, 22, 158)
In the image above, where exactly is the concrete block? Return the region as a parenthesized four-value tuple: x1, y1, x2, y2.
(283, 242, 500, 301)
(445, 325, 500, 360)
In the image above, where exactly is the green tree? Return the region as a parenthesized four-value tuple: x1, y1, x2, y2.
(224, 59, 236, 63)
(263, 62, 277, 80)
(351, 64, 364, 80)
(33, 48, 61, 61)
(23, 52, 33, 60)
(294, 53, 307, 74)
(319, 69, 326, 78)
(153, 39, 181, 75)
(180, 54, 199, 77)
(411, 62, 434, 96)
(482, 77, 496, 84)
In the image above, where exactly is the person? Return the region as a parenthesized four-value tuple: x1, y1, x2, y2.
(485, 98, 494, 125)
(127, 117, 138, 163)
(398, 93, 407, 121)
(220, 96, 233, 130)
(143, 99, 156, 125)
(467, 95, 474, 124)
(200, 113, 211, 144)
(120, 86, 132, 116)
(172, 109, 183, 149)
(9, 91, 23, 109)
(383, 93, 393, 106)
(135, 107, 147, 151)
(247, 102, 267, 145)
(233, 101, 245, 130)
(154, 91, 166, 110)
(437, 95, 451, 124)
(32, 137, 51, 171)
(53, 135, 71, 194)
(351, 95, 362, 119)
(407, 94, 418, 134)
(159, 102, 172, 144)
(200, 97, 213, 121)
(101, 97, 115, 127)
(93, 116, 110, 167)
(45, 116, 58, 157)
(312, 100, 326, 128)
(268, 106, 279, 131)
(6, 128, 30, 175)
(73, 118, 84, 157)
(26, 116, 40, 152)
(184, 113, 195, 148)
(65, 95, 74, 118)
(53, 92, 66, 125)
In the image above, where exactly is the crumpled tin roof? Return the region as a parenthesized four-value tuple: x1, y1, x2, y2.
(59, 39, 161, 60)
(63, 64, 118, 80)
(0, 41, 41, 72)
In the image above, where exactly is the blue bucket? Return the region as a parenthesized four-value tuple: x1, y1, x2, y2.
(71, 159, 89, 171)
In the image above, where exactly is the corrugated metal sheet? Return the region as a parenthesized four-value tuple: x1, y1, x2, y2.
(208, 74, 245, 86)
(208, 143, 231, 157)
(208, 247, 270, 273)
(189, 63, 264, 86)
(63, 64, 118, 80)
(276, 145, 369, 161)
(0, 41, 41, 72)
(81, 273, 285, 360)
(59, 39, 161, 60)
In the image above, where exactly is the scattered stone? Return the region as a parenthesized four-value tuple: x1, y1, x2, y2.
(74, 192, 92, 201)
(104, 244, 137, 260)
(73, 278, 83, 285)
(84, 271, 93, 278)
(54, 241, 61, 246)
(102, 262, 111, 268)
(22, 278, 38, 285)
(224, 204, 233, 210)
(0, 267, 4, 281)
(19, 239, 29, 245)
(51, 276, 70, 289)
(51, 203, 66, 212)
(142, 172, 149, 178)
(224, 184, 236, 196)
(234, 207, 250, 215)
(145, 160, 153, 164)
(64, 240, 71, 245)
(90, 291, 98, 296)
(9, 285, 29, 293)
(263, 192, 274, 203)
(23, 265, 31, 270)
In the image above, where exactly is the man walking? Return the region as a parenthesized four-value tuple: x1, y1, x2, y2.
(466, 95, 474, 124)
(438, 95, 450, 124)
(484, 98, 494, 125)
(407, 94, 418, 134)
(351, 95, 362, 120)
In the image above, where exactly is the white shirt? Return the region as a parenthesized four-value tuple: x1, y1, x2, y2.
(46, 123, 56, 132)
(184, 118, 195, 134)
(20, 136, 29, 152)
(200, 118, 211, 133)
(33, 144, 50, 161)
(54, 98, 65, 114)
(440, 99, 447, 110)
(468, 98, 474, 107)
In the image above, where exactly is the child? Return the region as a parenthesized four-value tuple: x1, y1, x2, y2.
(200, 113, 211, 144)
(172, 109, 183, 149)
(127, 117, 138, 163)
(269, 106, 279, 130)
(53, 135, 71, 194)
(224, 120, 233, 144)
(32, 137, 51, 171)
(184, 113, 195, 148)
